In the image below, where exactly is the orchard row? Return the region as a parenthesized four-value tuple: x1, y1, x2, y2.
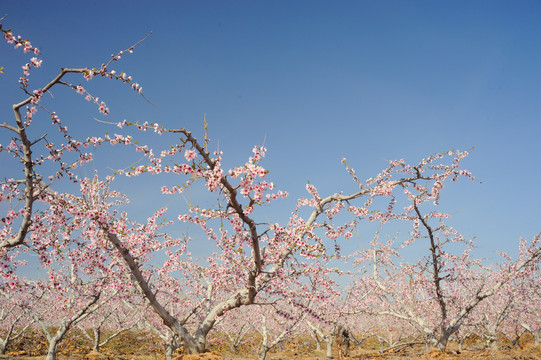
(1, 17, 539, 360)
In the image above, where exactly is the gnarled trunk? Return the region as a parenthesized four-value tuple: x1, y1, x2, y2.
(258, 345, 270, 360)
(164, 333, 181, 360)
(434, 330, 451, 352)
(92, 328, 101, 353)
(0, 339, 7, 355)
(45, 329, 67, 360)
(184, 336, 206, 354)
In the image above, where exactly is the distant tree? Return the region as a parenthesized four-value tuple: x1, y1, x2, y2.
(349, 210, 540, 351)
(0, 289, 32, 354)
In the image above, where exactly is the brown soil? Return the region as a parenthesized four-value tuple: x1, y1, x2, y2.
(1, 345, 541, 360)
(218, 344, 541, 359)
(1, 330, 539, 360)
(175, 353, 226, 360)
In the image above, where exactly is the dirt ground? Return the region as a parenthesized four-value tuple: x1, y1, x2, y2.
(221, 345, 541, 360)
(2, 344, 541, 360)
(2, 330, 540, 360)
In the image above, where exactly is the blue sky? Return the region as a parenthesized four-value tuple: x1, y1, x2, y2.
(1, 1, 540, 263)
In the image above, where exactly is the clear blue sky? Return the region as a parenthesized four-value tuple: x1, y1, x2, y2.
(1, 1, 540, 262)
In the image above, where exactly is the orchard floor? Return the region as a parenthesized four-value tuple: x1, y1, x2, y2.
(2, 332, 540, 360)
(2, 345, 541, 360)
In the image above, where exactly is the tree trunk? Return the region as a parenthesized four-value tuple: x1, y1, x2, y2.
(184, 342, 206, 354)
(521, 324, 540, 346)
(483, 325, 499, 350)
(164, 333, 180, 360)
(181, 331, 206, 354)
(45, 337, 60, 360)
(435, 335, 449, 352)
(457, 338, 465, 353)
(258, 346, 270, 360)
(45, 323, 72, 360)
(92, 328, 101, 353)
(325, 338, 333, 358)
(425, 332, 438, 352)
(310, 329, 321, 351)
(165, 344, 173, 360)
(486, 334, 498, 350)
(0, 321, 28, 355)
(533, 330, 540, 346)
(377, 337, 384, 355)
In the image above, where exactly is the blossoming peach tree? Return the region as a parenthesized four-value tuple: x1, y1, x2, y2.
(345, 207, 540, 351)
(1, 18, 539, 356)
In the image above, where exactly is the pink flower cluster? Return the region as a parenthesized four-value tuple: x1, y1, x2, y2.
(3, 28, 40, 54)
(228, 147, 275, 202)
(2, 26, 42, 87)
(184, 149, 197, 161)
(30, 89, 43, 104)
(24, 106, 38, 125)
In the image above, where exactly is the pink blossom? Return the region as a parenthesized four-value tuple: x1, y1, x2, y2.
(84, 70, 94, 81)
(117, 119, 127, 128)
(184, 149, 197, 161)
(30, 57, 42, 67)
(4, 32, 14, 43)
(30, 89, 43, 104)
(98, 101, 109, 114)
(23, 41, 32, 53)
